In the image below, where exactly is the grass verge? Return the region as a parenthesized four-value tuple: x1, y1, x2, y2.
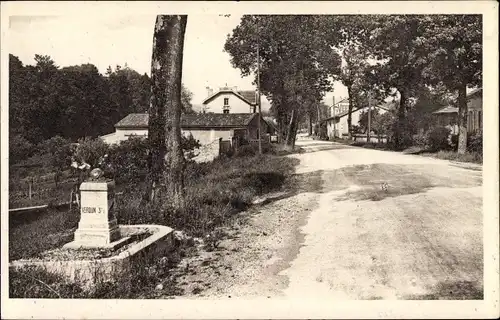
(9, 153, 298, 298)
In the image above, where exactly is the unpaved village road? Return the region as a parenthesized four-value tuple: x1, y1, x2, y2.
(171, 137, 482, 300)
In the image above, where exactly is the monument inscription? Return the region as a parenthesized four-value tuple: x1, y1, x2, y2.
(64, 180, 121, 249)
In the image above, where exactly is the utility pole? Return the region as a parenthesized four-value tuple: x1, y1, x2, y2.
(367, 92, 371, 143)
(256, 32, 262, 154)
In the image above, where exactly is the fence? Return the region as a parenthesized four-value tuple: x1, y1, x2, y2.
(9, 173, 80, 209)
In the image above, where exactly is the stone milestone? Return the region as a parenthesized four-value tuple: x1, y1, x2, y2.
(64, 180, 128, 249)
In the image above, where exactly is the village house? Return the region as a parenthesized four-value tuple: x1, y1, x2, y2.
(323, 97, 396, 139)
(100, 112, 272, 146)
(202, 85, 258, 114)
(432, 88, 482, 134)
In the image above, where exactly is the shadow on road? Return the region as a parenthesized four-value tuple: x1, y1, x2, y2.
(403, 280, 483, 300)
(261, 162, 482, 206)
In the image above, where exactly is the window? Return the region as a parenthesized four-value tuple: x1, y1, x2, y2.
(224, 98, 229, 106)
(223, 109, 229, 114)
(478, 110, 482, 129)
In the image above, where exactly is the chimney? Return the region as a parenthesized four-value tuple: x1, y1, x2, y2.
(206, 86, 213, 97)
(333, 96, 336, 106)
(233, 86, 238, 92)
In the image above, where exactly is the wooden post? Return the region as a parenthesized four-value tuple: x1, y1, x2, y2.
(367, 94, 371, 143)
(28, 178, 33, 200)
(256, 41, 262, 155)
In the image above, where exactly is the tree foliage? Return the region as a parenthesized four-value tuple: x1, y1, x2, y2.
(224, 15, 340, 146)
(9, 54, 195, 148)
(418, 15, 482, 154)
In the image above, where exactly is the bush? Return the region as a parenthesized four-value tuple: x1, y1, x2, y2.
(105, 135, 201, 185)
(37, 136, 72, 172)
(467, 129, 482, 154)
(107, 137, 149, 185)
(10, 134, 35, 164)
(235, 144, 257, 157)
(182, 133, 201, 159)
(426, 126, 451, 152)
(75, 137, 109, 168)
(412, 131, 427, 148)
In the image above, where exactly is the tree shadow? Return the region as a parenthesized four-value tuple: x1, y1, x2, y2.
(404, 280, 483, 300)
(259, 162, 482, 206)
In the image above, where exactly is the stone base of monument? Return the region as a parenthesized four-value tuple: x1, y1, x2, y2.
(63, 220, 132, 250)
(9, 225, 174, 290)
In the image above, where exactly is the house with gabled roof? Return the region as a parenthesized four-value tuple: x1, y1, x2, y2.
(432, 87, 482, 134)
(202, 85, 257, 114)
(100, 112, 272, 146)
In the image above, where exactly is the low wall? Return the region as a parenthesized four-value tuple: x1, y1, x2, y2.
(9, 224, 174, 289)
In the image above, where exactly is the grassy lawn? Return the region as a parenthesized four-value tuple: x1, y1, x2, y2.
(9, 207, 80, 261)
(9, 152, 298, 298)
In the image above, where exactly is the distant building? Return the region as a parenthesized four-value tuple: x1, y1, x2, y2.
(323, 98, 396, 139)
(432, 88, 482, 134)
(202, 86, 257, 114)
(100, 113, 272, 146)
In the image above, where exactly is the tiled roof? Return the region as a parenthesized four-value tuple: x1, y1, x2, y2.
(181, 113, 256, 128)
(115, 113, 257, 129)
(238, 90, 257, 105)
(433, 87, 482, 114)
(202, 89, 257, 106)
(115, 113, 149, 128)
(433, 106, 458, 114)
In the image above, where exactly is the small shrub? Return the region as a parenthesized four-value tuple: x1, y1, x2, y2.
(412, 131, 427, 148)
(182, 133, 201, 159)
(467, 129, 482, 154)
(244, 171, 286, 195)
(235, 144, 257, 157)
(426, 126, 451, 152)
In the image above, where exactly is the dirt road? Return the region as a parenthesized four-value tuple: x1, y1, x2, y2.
(172, 138, 482, 300)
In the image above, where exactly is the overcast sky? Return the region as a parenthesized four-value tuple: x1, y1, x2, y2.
(8, 14, 347, 110)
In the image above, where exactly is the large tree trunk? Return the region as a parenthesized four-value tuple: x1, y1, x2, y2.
(285, 108, 298, 147)
(145, 16, 169, 202)
(457, 84, 468, 154)
(146, 15, 188, 208)
(347, 85, 353, 139)
(393, 89, 408, 150)
(308, 111, 313, 136)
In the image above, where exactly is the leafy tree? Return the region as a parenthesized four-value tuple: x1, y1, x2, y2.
(418, 15, 482, 154)
(181, 84, 195, 114)
(320, 15, 374, 138)
(58, 64, 111, 139)
(367, 15, 431, 149)
(358, 108, 395, 138)
(225, 15, 337, 147)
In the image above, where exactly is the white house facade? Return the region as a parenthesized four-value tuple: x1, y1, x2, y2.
(100, 113, 272, 146)
(202, 86, 257, 114)
(323, 98, 395, 139)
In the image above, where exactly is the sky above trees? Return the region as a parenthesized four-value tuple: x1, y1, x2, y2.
(9, 15, 277, 110)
